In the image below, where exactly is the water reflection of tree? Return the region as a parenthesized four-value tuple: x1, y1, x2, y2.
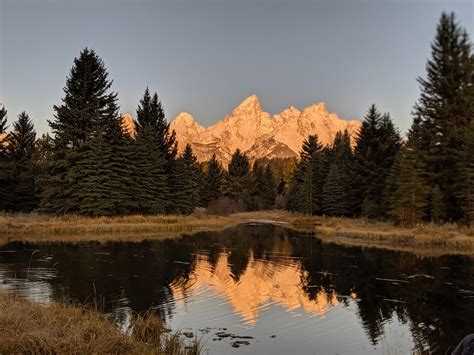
(289, 234, 474, 353)
(1, 226, 472, 353)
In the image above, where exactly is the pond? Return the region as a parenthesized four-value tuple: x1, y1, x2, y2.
(0, 223, 473, 354)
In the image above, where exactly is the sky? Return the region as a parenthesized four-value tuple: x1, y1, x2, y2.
(0, 0, 473, 136)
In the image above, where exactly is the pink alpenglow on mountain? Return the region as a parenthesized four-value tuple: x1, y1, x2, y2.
(121, 114, 136, 138)
(169, 95, 361, 165)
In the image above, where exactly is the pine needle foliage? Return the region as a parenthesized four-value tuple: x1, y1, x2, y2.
(201, 154, 224, 206)
(388, 146, 429, 226)
(322, 130, 353, 216)
(410, 12, 473, 221)
(7, 112, 39, 212)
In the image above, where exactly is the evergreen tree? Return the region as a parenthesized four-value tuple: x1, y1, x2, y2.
(351, 105, 401, 218)
(247, 162, 276, 210)
(132, 133, 167, 214)
(458, 120, 474, 225)
(430, 185, 445, 223)
(181, 144, 202, 208)
(411, 12, 473, 221)
(286, 134, 326, 215)
(262, 164, 276, 208)
(34, 133, 54, 207)
(318, 146, 333, 214)
(134, 88, 178, 213)
(50, 48, 118, 147)
(276, 178, 286, 195)
(388, 146, 429, 226)
(249, 161, 266, 210)
(322, 130, 353, 216)
(42, 48, 130, 215)
(7, 112, 36, 167)
(71, 133, 121, 215)
(7, 112, 39, 211)
(201, 154, 223, 206)
(136, 88, 177, 163)
(132, 88, 169, 213)
(67, 116, 134, 215)
(0, 105, 12, 211)
(169, 145, 199, 214)
(322, 162, 346, 216)
(258, 157, 297, 188)
(222, 149, 251, 208)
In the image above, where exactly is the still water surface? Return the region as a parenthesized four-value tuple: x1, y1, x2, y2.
(0, 224, 473, 354)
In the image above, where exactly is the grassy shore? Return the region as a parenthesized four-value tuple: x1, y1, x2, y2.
(0, 293, 200, 354)
(0, 210, 473, 255)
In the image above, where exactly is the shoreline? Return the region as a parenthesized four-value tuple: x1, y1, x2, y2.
(0, 293, 200, 354)
(0, 211, 473, 256)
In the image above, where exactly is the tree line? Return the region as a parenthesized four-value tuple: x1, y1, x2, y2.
(0, 48, 277, 215)
(286, 12, 473, 225)
(0, 12, 472, 224)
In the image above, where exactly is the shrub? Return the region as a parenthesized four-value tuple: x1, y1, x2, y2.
(206, 198, 243, 216)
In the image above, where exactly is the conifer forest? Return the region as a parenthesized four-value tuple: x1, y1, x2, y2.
(1, 13, 472, 227)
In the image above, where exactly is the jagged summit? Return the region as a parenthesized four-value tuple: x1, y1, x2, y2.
(303, 102, 327, 113)
(174, 112, 196, 124)
(230, 94, 263, 116)
(173, 112, 204, 131)
(167, 95, 361, 165)
(117, 96, 360, 165)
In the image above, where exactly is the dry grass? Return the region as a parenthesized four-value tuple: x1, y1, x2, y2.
(223, 211, 474, 255)
(0, 210, 473, 255)
(0, 293, 200, 354)
(0, 211, 262, 244)
(311, 215, 474, 255)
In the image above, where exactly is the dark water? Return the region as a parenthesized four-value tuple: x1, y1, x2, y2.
(0, 224, 473, 354)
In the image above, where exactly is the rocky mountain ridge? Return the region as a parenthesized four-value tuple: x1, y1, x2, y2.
(168, 95, 361, 164)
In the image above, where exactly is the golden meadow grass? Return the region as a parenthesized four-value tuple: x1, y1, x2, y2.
(0, 293, 201, 355)
(0, 210, 473, 255)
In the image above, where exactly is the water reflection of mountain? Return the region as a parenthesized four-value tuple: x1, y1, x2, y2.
(0, 224, 472, 353)
(171, 251, 340, 325)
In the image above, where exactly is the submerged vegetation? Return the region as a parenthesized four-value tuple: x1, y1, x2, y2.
(0, 293, 200, 355)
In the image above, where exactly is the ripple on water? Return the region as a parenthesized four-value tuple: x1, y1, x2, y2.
(0, 224, 472, 354)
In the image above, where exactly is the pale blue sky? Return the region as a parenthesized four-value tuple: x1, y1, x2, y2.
(1, 0, 473, 135)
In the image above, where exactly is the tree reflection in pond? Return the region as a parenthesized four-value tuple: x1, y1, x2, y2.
(0, 224, 472, 354)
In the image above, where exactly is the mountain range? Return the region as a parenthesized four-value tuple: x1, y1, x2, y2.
(168, 95, 361, 164)
(122, 95, 361, 165)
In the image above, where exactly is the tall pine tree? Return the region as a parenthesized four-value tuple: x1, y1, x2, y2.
(169, 144, 200, 214)
(286, 134, 326, 215)
(222, 149, 251, 208)
(132, 88, 169, 213)
(42, 48, 131, 215)
(7, 112, 39, 212)
(458, 120, 474, 225)
(351, 105, 401, 218)
(388, 145, 429, 226)
(133, 88, 178, 213)
(181, 144, 202, 209)
(0, 105, 12, 211)
(322, 130, 353, 216)
(262, 164, 276, 209)
(201, 154, 223, 206)
(249, 161, 267, 210)
(430, 185, 445, 223)
(411, 12, 473, 221)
